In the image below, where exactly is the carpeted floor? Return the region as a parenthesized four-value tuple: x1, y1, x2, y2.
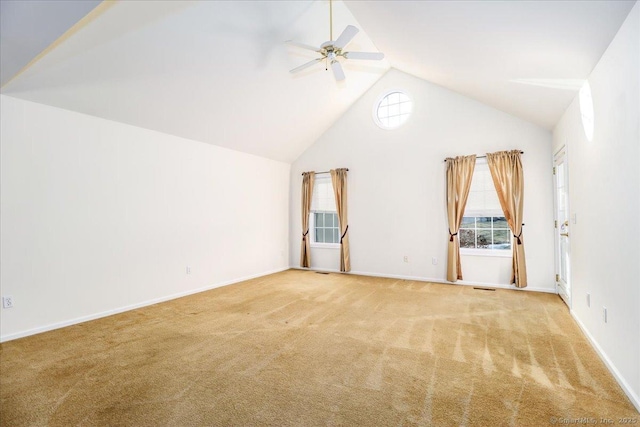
(1, 269, 638, 426)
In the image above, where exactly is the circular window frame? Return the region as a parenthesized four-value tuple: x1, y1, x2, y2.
(579, 81, 594, 142)
(372, 89, 413, 130)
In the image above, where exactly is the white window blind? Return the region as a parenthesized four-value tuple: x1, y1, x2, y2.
(311, 175, 336, 212)
(464, 160, 503, 217)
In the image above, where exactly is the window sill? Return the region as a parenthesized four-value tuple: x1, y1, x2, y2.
(460, 249, 511, 258)
(311, 243, 340, 249)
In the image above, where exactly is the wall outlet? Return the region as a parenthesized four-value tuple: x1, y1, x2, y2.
(603, 307, 607, 323)
(403, 256, 409, 263)
(186, 266, 191, 275)
(432, 257, 438, 265)
(2, 296, 13, 309)
(586, 293, 590, 307)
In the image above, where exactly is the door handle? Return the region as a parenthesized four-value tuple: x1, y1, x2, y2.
(560, 233, 569, 237)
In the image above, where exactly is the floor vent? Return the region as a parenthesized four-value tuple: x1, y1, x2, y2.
(315, 272, 330, 275)
(473, 287, 495, 291)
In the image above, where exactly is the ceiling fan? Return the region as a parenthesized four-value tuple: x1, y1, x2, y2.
(286, 0, 384, 81)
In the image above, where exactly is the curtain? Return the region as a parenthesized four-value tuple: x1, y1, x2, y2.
(486, 150, 527, 288)
(446, 155, 476, 281)
(330, 168, 351, 272)
(300, 172, 315, 268)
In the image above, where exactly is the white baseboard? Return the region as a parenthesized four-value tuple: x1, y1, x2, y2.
(0, 267, 289, 343)
(570, 311, 640, 413)
(292, 266, 556, 294)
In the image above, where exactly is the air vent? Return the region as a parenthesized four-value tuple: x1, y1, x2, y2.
(473, 287, 495, 291)
(315, 271, 330, 275)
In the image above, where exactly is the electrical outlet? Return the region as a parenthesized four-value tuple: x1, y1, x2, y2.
(186, 266, 191, 275)
(586, 293, 590, 307)
(403, 256, 409, 263)
(603, 307, 607, 323)
(2, 296, 13, 309)
(432, 257, 438, 265)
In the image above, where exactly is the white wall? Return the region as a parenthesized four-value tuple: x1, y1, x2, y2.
(289, 69, 555, 292)
(552, 2, 640, 410)
(0, 95, 290, 341)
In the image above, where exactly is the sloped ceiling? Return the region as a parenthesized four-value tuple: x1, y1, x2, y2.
(0, 1, 389, 162)
(345, 0, 636, 130)
(1, 0, 636, 162)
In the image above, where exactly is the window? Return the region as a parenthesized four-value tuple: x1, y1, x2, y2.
(373, 90, 412, 129)
(313, 212, 339, 244)
(460, 160, 511, 253)
(579, 82, 594, 142)
(310, 175, 339, 247)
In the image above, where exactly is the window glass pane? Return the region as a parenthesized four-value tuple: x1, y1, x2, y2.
(477, 217, 492, 228)
(460, 229, 476, 248)
(493, 217, 508, 228)
(328, 214, 336, 227)
(375, 91, 412, 129)
(461, 217, 475, 228)
(477, 229, 492, 248)
(316, 228, 324, 243)
(493, 230, 511, 249)
(316, 213, 324, 227)
(335, 229, 340, 243)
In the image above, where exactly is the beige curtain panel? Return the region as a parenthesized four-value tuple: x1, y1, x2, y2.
(445, 155, 476, 282)
(486, 150, 527, 288)
(330, 168, 351, 272)
(300, 172, 315, 268)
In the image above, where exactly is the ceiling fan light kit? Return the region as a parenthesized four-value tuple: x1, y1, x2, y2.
(287, 0, 384, 81)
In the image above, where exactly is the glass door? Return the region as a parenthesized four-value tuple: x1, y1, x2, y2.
(554, 149, 571, 307)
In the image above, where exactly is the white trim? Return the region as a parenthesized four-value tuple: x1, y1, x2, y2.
(460, 248, 511, 258)
(0, 267, 289, 343)
(311, 243, 340, 249)
(291, 266, 556, 294)
(570, 310, 640, 412)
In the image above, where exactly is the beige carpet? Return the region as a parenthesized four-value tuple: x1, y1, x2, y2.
(1, 269, 637, 426)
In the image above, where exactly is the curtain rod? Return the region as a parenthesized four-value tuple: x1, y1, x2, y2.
(443, 151, 524, 162)
(301, 168, 349, 176)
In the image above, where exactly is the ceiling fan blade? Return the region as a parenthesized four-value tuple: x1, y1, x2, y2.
(333, 25, 359, 49)
(285, 40, 321, 53)
(331, 60, 345, 81)
(290, 58, 323, 74)
(343, 51, 385, 60)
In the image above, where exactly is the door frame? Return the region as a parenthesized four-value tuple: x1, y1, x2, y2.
(553, 145, 571, 308)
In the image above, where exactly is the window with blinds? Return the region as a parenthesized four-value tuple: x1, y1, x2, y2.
(460, 161, 511, 251)
(310, 175, 339, 246)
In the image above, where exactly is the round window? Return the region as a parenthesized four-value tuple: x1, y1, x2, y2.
(579, 82, 594, 142)
(373, 90, 412, 129)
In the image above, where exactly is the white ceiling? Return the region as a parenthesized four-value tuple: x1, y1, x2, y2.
(345, 0, 636, 130)
(1, 1, 636, 162)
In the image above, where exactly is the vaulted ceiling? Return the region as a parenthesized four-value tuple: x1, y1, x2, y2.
(1, 0, 636, 162)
